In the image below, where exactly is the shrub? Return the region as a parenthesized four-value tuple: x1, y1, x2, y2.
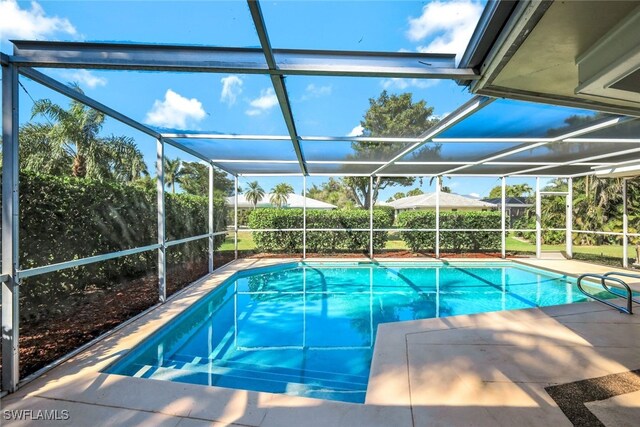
(247, 208, 393, 253)
(10, 172, 227, 320)
(397, 210, 501, 252)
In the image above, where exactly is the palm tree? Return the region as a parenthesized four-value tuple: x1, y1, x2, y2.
(19, 122, 74, 176)
(270, 183, 294, 208)
(245, 181, 265, 209)
(107, 135, 149, 182)
(27, 84, 147, 181)
(164, 157, 185, 194)
(31, 85, 105, 178)
(510, 183, 533, 198)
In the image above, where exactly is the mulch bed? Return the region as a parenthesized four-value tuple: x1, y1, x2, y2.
(545, 369, 640, 426)
(1, 261, 209, 379)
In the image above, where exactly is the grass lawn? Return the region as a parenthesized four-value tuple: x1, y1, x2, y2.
(505, 235, 625, 258)
(220, 231, 256, 251)
(385, 232, 409, 250)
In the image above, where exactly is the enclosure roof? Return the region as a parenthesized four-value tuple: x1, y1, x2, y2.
(384, 193, 496, 210)
(227, 194, 336, 210)
(6, 0, 640, 178)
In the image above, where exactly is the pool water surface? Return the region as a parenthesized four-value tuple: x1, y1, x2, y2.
(106, 261, 610, 403)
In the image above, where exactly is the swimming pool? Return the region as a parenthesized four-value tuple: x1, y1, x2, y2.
(106, 261, 611, 403)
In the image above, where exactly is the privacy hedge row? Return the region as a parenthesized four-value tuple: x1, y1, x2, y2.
(396, 210, 501, 252)
(9, 172, 227, 320)
(248, 208, 393, 253)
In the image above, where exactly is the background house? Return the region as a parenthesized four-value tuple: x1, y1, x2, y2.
(227, 193, 337, 226)
(482, 196, 533, 227)
(382, 193, 497, 217)
(226, 193, 337, 210)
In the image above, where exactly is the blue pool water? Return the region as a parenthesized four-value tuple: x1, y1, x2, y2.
(106, 261, 611, 403)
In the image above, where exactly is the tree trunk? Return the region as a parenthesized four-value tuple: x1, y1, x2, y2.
(71, 154, 87, 178)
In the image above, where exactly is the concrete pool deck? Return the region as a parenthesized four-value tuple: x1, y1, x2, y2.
(2, 257, 639, 426)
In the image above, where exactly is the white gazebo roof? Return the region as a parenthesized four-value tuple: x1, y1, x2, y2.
(383, 193, 497, 210)
(226, 193, 336, 209)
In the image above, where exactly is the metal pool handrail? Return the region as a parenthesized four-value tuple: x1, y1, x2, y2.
(577, 273, 635, 314)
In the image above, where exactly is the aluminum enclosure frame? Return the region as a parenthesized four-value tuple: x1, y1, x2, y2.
(3, 0, 640, 395)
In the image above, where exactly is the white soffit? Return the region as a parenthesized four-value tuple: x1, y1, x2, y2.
(576, 4, 640, 104)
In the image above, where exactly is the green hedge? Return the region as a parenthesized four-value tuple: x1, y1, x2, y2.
(9, 172, 227, 320)
(397, 210, 501, 252)
(247, 208, 393, 253)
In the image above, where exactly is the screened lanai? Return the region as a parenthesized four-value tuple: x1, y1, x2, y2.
(2, 0, 640, 397)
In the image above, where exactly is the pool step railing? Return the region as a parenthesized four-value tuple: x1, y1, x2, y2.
(577, 272, 640, 314)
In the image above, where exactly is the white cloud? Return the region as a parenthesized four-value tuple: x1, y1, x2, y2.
(0, 0, 77, 42)
(60, 70, 107, 89)
(145, 89, 206, 129)
(381, 78, 438, 90)
(220, 75, 243, 106)
(468, 192, 480, 198)
(301, 83, 332, 100)
(245, 88, 278, 116)
(348, 125, 364, 137)
(244, 109, 263, 117)
(433, 111, 451, 121)
(407, 0, 483, 63)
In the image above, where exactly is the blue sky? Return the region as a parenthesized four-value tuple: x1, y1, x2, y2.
(1, 0, 543, 199)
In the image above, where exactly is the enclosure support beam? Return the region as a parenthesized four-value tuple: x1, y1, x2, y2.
(247, 0, 308, 175)
(208, 164, 214, 273)
(436, 176, 441, 259)
(234, 176, 239, 260)
(369, 176, 374, 258)
(303, 175, 307, 259)
(535, 177, 541, 259)
(157, 138, 166, 303)
(566, 177, 573, 260)
(2, 62, 20, 392)
(623, 178, 629, 268)
(501, 177, 506, 259)
(11, 40, 476, 80)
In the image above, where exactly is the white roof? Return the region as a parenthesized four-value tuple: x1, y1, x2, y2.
(226, 193, 336, 209)
(382, 192, 497, 210)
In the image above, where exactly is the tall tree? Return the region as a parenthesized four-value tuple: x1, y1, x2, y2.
(107, 135, 149, 182)
(387, 192, 406, 202)
(341, 91, 439, 208)
(164, 157, 185, 194)
(407, 188, 424, 197)
(488, 183, 533, 198)
(306, 177, 354, 208)
(26, 85, 148, 181)
(31, 92, 103, 178)
(19, 122, 73, 176)
(178, 162, 236, 197)
(270, 183, 294, 208)
(245, 181, 265, 209)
